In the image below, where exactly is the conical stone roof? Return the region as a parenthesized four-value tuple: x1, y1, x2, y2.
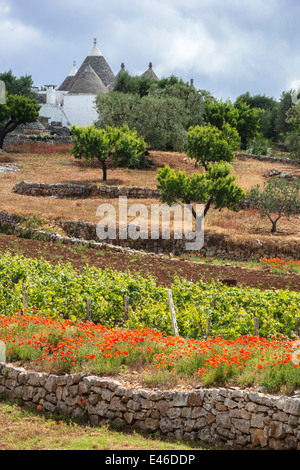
(88, 38, 103, 56)
(108, 63, 127, 91)
(190, 79, 196, 90)
(74, 39, 115, 88)
(140, 62, 159, 81)
(58, 61, 78, 91)
(58, 40, 115, 92)
(69, 64, 108, 94)
(116, 62, 126, 79)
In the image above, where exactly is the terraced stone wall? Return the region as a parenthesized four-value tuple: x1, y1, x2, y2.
(1, 363, 300, 450)
(236, 152, 297, 165)
(58, 219, 300, 261)
(0, 209, 299, 260)
(3, 135, 72, 146)
(13, 181, 161, 199)
(0, 211, 21, 232)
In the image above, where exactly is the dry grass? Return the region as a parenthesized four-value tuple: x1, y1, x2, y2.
(1, 145, 299, 245)
(5, 142, 74, 155)
(0, 400, 203, 450)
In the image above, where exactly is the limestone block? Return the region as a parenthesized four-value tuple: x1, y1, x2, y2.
(44, 375, 57, 393)
(250, 413, 266, 429)
(232, 418, 251, 434)
(215, 412, 231, 430)
(269, 421, 286, 439)
(188, 391, 203, 407)
(160, 417, 174, 434)
(250, 428, 268, 448)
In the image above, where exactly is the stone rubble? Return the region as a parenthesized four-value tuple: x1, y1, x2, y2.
(0, 164, 20, 174)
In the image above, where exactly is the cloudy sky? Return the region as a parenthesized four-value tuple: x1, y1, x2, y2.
(1, 0, 300, 101)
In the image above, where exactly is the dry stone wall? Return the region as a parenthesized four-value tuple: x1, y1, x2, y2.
(236, 152, 298, 165)
(0, 210, 22, 230)
(1, 363, 300, 449)
(11, 181, 251, 205)
(58, 218, 300, 260)
(3, 134, 72, 147)
(0, 209, 299, 260)
(12, 181, 300, 215)
(13, 181, 161, 199)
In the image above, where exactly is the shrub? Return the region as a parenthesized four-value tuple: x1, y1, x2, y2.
(70, 125, 146, 181)
(246, 135, 273, 156)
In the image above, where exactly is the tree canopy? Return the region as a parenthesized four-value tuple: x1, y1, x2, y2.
(0, 70, 36, 99)
(70, 125, 146, 181)
(95, 77, 209, 152)
(0, 71, 40, 149)
(157, 124, 245, 219)
(203, 97, 262, 149)
(187, 123, 240, 170)
(0, 94, 40, 149)
(157, 162, 246, 219)
(283, 101, 300, 163)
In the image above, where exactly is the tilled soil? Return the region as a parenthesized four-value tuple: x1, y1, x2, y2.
(0, 233, 299, 292)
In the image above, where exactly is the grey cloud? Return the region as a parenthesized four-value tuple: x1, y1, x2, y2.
(1, 0, 300, 100)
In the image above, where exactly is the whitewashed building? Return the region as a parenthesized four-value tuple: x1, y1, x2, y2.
(38, 40, 114, 128)
(38, 39, 160, 129)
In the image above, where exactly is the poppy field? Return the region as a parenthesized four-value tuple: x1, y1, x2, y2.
(261, 257, 300, 274)
(1, 312, 300, 393)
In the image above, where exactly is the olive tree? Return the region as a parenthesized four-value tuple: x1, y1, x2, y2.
(249, 178, 300, 233)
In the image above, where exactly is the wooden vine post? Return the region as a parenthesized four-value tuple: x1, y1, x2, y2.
(22, 282, 27, 310)
(167, 289, 179, 337)
(124, 295, 129, 323)
(206, 317, 211, 334)
(0, 340, 6, 364)
(206, 294, 216, 334)
(87, 298, 91, 322)
(295, 316, 300, 337)
(254, 317, 259, 336)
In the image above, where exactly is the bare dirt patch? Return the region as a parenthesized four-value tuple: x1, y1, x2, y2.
(0, 233, 299, 292)
(1, 148, 299, 241)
